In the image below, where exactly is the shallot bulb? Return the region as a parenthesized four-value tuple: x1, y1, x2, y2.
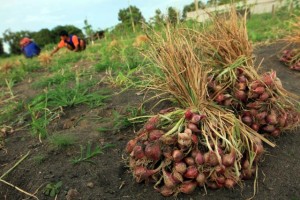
(174, 162, 187, 174)
(179, 181, 197, 194)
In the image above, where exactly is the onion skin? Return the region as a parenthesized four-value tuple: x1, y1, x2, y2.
(215, 93, 225, 103)
(259, 92, 270, 101)
(242, 167, 256, 180)
(160, 135, 176, 145)
(242, 116, 252, 126)
(215, 165, 226, 174)
(131, 145, 145, 159)
(250, 81, 263, 90)
(196, 173, 206, 187)
(224, 178, 236, 189)
(191, 134, 198, 144)
(251, 123, 260, 131)
(271, 129, 281, 137)
(263, 125, 275, 132)
(173, 170, 184, 183)
(263, 71, 276, 86)
(185, 109, 193, 120)
(145, 142, 162, 161)
(216, 175, 226, 185)
(238, 75, 247, 83)
(224, 98, 233, 106)
(204, 151, 219, 166)
(179, 181, 197, 194)
(236, 82, 247, 91)
(222, 151, 235, 167)
(172, 150, 184, 162)
(134, 166, 158, 183)
(162, 146, 172, 159)
(149, 130, 164, 141)
(159, 186, 174, 197)
(126, 139, 137, 153)
(184, 166, 199, 179)
(163, 169, 177, 188)
(266, 112, 278, 125)
(207, 181, 218, 190)
(242, 159, 250, 169)
(175, 162, 187, 174)
(235, 90, 247, 102)
(256, 112, 268, 120)
(195, 152, 204, 165)
(190, 114, 205, 124)
(185, 157, 195, 166)
(252, 86, 265, 94)
(188, 123, 201, 133)
(145, 123, 156, 132)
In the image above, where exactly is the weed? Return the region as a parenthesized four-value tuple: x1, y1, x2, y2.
(71, 142, 115, 164)
(48, 134, 76, 149)
(32, 70, 75, 89)
(43, 181, 62, 197)
(44, 83, 108, 108)
(32, 154, 47, 164)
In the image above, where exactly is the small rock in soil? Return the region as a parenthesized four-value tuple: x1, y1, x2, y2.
(87, 182, 94, 188)
(66, 188, 81, 200)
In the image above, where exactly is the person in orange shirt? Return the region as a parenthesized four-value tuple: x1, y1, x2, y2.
(50, 30, 86, 56)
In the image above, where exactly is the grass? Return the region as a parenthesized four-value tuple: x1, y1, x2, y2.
(31, 70, 75, 89)
(32, 154, 47, 164)
(48, 134, 76, 149)
(247, 8, 300, 42)
(71, 142, 115, 164)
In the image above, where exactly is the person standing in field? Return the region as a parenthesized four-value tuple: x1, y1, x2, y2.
(20, 37, 41, 58)
(50, 30, 86, 56)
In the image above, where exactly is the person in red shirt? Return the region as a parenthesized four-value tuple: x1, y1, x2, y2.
(50, 30, 86, 56)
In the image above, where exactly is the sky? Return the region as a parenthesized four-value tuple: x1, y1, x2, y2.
(0, 0, 199, 52)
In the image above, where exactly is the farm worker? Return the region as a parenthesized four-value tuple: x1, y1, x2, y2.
(20, 37, 41, 58)
(50, 30, 86, 56)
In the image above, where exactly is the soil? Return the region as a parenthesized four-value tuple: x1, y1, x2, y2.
(0, 42, 299, 200)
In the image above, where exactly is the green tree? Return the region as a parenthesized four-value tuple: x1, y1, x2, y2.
(167, 7, 179, 26)
(150, 9, 165, 27)
(83, 19, 94, 42)
(3, 29, 33, 54)
(182, 1, 206, 19)
(0, 38, 5, 56)
(118, 5, 145, 29)
(33, 28, 55, 48)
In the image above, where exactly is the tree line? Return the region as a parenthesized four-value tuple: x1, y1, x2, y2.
(0, 0, 243, 56)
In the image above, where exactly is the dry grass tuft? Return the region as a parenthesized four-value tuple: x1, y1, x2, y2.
(133, 35, 149, 47)
(108, 40, 119, 49)
(0, 62, 13, 73)
(38, 53, 52, 66)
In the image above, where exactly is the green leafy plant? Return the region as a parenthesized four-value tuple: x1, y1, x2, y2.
(48, 134, 76, 149)
(32, 70, 75, 89)
(71, 142, 115, 164)
(32, 154, 47, 164)
(43, 181, 62, 197)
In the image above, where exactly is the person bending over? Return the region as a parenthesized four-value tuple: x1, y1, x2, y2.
(50, 30, 86, 56)
(20, 37, 41, 58)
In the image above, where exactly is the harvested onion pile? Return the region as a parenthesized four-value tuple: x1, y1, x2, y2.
(127, 108, 265, 196)
(208, 69, 300, 137)
(280, 16, 300, 71)
(279, 49, 300, 71)
(192, 10, 300, 137)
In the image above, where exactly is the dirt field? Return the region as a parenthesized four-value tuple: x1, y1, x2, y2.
(0, 42, 299, 200)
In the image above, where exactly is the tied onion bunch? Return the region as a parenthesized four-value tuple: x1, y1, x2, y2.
(125, 19, 274, 197)
(191, 9, 300, 137)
